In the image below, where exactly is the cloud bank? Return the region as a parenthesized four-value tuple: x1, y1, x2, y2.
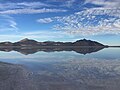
(37, 0, 120, 36)
(0, 0, 120, 36)
(0, 2, 67, 14)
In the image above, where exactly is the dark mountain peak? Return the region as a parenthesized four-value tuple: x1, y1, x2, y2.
(76, 39, 90, 42)
(14, 38, 38, 46)
(19, 38, 29, 42)
(1, 41, 12, 44)
(19, 38, 36, 42)
(17, 38, 38, 44)
(74, 39, 104, 46)
(0, 41, 13, 46)
(82, 38, 87, 41)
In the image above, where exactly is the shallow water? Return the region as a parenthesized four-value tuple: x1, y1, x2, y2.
(0, 47, 120, 90)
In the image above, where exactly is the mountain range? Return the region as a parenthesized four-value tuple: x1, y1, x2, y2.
(0, 38, 109, 55)
(0, 38, 108, 47)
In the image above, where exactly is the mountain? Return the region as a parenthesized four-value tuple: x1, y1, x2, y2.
(73, 39, 104, 46)
(0, 42, 13, 46)
(0, 38, 108, 55)
(0, 38, 107, 47)
(13, 38, 39, 46)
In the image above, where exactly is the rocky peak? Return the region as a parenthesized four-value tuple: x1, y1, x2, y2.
(19, 38, 30, 42)
(74, 39, 104, 46)
(18, 38, 38, 43)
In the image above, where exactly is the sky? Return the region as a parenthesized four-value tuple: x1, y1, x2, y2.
(0, 0, 120, 45)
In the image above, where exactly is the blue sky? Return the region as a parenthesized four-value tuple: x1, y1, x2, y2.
(0, 0, 120, 45)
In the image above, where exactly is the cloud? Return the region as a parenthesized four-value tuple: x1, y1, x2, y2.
(0, 8, 67, 14)
(52, 10, 120, 36)
(0, 2, 51, 9)
(46, 0, 81, 8)
(113, 19, 120, 28)
(75, 8, 120, 19)
(37, 8, 120, 36)
(35, 0, 120, 36)
(1, 0, 120, 37)
(0, 2, 67, 14)
(37, 18, 53, 23)
(0, 15, 18, 32)
(60, 0, 76, 7)
(0, 1, 77, 11)
(85, 0, 120, 8)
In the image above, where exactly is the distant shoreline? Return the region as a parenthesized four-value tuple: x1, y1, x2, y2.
(0, 46, 119, 49)
(0, 38, 119, 48)
(0, 46, 108, 48)
(108, 46, 120, 48)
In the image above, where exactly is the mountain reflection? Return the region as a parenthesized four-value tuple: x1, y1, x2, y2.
(0, 48, 120, 90)
(0, 46, 105, 55)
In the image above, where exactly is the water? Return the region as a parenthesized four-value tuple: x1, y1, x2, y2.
(0, 47, 120, 90)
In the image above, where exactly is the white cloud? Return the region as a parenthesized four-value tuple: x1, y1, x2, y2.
(0, 2, 67, 14)
(62, 0, 76, 7)
(0, 2, 50, 9)
(0, 15, 18, 32)
(46, 0, 77, 8)
(17, 2, 50, 7)
(85, 0, 120, 8)
(35, 0, 120, 36)
(76, 8, 120, 18)
(0, 8, 67, 14)
(51, 8, 120, 36)
(34, 0, 118, 36)
(113, 19, 120, 28)
(37, 18, 53, 23)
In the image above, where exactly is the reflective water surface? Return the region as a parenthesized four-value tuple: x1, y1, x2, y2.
(0, 47, 120, 90)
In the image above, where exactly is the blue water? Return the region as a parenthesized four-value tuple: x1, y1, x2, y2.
(0, 47, 120, 90)
(0, 47, 119, 72)
(0, 48, 119, 63)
